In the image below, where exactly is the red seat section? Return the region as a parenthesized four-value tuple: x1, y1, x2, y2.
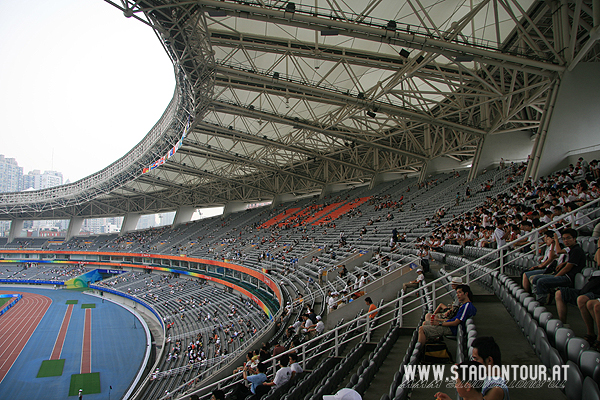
(303, 202, 344, 225)
(258, 208, 300, 229)
(313, 197, 371, 225)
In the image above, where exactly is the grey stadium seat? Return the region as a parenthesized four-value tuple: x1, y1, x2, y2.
(565, 361, 583, 400)
(567, 337, 590, 364)
(555, 327, 575, 362)
(579, 350, 600, 382)
(582, 376, 600, 400)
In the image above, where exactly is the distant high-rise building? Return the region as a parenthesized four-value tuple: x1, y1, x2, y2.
(0, 155, 23, 193)
(22, 169, 63, 190)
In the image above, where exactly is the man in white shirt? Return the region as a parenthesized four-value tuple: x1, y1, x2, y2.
(263, 357, 292, 388)
(307, 315, 325, 337)
(403, 269, 425, 293)
(289, 353, 303, 377)
(493, 218, 507, 249)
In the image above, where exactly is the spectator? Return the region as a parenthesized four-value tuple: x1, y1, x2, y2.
(427, 276, 462, 322)
(556, 271, 600, 324)
(418, 285, 476, 344)
(435, 361, 485, 400)
(306, 315, 325, 336)
(272, 341, 286, 359)
(493, 218, 508, 250)
(534, 228, 586, 306)
(238, 362, 267, 396)
(209, 390, 225, 400)
(262, 356, 292, 388)
(402, 269, 424, 294)
(521, 231, 557, 293)
(289, 353, 303, 378)
(419, 245, 431, 272)
(471, 337, 509, 400)
(580, 295, 600, 351)
(233, 351, 258, 375)
(365, 297, 377, 320)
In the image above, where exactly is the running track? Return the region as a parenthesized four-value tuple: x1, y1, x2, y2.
(81, 308, 92, 374)
(0, 291, 52, 383)
(50, 304, 74, 360)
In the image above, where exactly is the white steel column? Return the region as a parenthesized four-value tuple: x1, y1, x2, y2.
(8, 219, 24, 243)
(173, 206, 197, 227)
(120, 213, 141, 236)
(66, 217, 84, 241)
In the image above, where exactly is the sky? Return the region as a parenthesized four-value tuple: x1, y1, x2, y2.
(0, 0, 175, 183)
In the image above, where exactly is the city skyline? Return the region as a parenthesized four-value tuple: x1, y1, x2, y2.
(0, 153, 64, 192)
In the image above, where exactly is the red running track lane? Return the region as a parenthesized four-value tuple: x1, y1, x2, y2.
(81, 308, 92, 374)
(50, 303, 74, 360)
(0, 291, 52, 384)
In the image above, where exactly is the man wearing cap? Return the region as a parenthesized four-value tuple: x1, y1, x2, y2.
(323, 388, 362, 400)
(426, 276, 463, 323)
(306, 315, 325, 337)
(402, 269, 425, 293)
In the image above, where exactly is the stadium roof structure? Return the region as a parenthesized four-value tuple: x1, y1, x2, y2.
(1, 0, 600, 220)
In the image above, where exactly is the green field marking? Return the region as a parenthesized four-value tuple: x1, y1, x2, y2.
(37, 359, 65, 377)
(81, 304, 96, 309)
(69, 373, 101, 396)
(66, 300, 78, 304)
(0, 298, 11, 308)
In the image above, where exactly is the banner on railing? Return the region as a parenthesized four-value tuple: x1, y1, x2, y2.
(142, 114, 191, 174)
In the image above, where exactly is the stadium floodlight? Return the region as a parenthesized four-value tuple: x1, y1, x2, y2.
(399, 49, 410, 58)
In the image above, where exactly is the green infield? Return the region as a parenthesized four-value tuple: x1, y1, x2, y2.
(66, 300, 78, 304)
(69, 372, 101, 396)
(37, 359, 65, 377)
(0, 298, 11, 308)
(81, 304, 96, 309)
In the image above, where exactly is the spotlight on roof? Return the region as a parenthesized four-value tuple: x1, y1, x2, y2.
(321, 29, 339, 36)
(366, 111, 377, 118)
(386, 20, 397, 31)
(273, 72, 280, 79)
(416, 55, 425, 64)
(454, 55, 474, 62)
(286, 2, 296, 13)
(399, 49, 410, 58)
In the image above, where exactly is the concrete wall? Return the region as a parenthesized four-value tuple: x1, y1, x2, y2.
(476, 131, 534, 174)
(538, 63, 600, 177)
(325, 264, 418, 330)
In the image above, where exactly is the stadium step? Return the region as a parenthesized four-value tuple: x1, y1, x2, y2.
(405, 272, 568, 400)
(361, 334, 414, 400)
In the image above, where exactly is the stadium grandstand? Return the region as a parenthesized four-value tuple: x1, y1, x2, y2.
(1, 1, 600, 400)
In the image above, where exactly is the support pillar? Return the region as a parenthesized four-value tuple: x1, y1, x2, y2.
(417, 162, 428, 184)
(271, 194, 283, 209)
(66, 217, 84, 241)
(467, 137, 486, 182)
(222, 201, 246, 218)
(369, 173, 385, 190)
(527, 79, 560, 180)
(320, 184, 334, 199)
(173, 206, 197, 227)
(8, 219, 24, 243)
(119, 213, 141, 236)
